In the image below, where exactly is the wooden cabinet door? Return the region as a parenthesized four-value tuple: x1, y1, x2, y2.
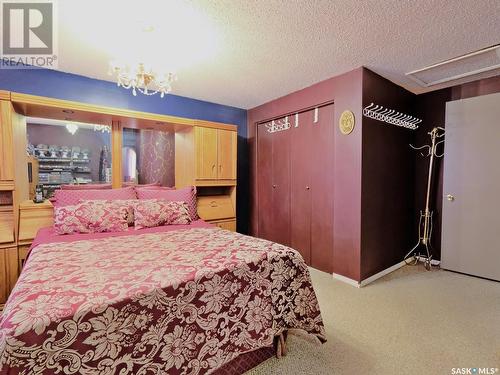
(290, 110, 313, 264)
(0, 101, 14, 181)
(195, 127, 218, 180)
(0, 247, 18, 304)
(310, 104, 334, 272)
(217, 129, 237, 180)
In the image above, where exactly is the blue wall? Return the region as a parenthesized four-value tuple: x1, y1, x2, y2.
(0, 68, 250, 232)
(0, 68, 246, 136)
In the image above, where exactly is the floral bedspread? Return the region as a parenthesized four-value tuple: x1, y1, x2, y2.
(0, 228, 325, 374)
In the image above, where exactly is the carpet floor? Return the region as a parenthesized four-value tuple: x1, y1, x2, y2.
(247, 265, 500, 374)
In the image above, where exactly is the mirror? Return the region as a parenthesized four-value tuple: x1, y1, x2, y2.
(26, 117, 112, 198)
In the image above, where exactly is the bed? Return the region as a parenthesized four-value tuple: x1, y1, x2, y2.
(0, 220, 325, 374)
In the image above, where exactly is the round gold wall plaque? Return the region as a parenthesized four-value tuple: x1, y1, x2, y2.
(339, 110, 355, 135)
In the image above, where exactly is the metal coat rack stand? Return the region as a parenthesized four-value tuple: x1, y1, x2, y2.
(404, 126, 445, 270)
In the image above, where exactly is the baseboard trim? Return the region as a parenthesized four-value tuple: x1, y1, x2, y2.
(359, 260, 406, 287)
(331, 273, 360, 288)
(331, 260, 407, 288)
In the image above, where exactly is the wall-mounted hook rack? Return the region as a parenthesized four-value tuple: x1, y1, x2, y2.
(363, 103, 422, 130)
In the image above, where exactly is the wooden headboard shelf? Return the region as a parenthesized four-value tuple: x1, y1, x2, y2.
(0, 90, 238, 303)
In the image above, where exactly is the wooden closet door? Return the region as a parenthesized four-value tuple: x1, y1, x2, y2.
(290, 111, 313, 264)
(271, 126, 291, 246)
(310, 104, 334, 272)
(257, 124, 274, 240)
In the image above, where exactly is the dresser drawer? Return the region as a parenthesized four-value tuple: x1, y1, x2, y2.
(211, 219, 236, 232)
(197, 195, 234, 221)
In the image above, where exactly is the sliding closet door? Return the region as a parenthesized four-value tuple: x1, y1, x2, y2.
(310, 104, 334, 272)
(257, 123, 291, 246)
(271, 127, 291, 246)
(257, 124, 274, 241)
(291, 111, 313, 264)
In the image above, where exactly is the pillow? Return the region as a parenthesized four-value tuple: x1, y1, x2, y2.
(79, 199, 139, 226)
(136, 186, 198, 220)
(53, 187, 137, 207)
(54, 201, 129, 235)
(133, 199, 191, 230)
(61, 184, 112, 190)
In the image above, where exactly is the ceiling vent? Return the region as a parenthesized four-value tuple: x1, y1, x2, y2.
(406, 44, 500, 87)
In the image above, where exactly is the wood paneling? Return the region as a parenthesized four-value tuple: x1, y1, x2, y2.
(217, 129, 237, 180)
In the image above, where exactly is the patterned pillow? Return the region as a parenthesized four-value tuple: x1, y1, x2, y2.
(79, 199, 139, 226)
(53, 187, 137, 207)
(133, 199, 191, 230)
(54, 201, 129, 235)
(136, 186, 198, 221)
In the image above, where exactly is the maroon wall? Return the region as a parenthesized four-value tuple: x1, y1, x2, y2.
(361, 69, 416, 279)
(248, 68, 363, 280)
(249, 66, 500, 282)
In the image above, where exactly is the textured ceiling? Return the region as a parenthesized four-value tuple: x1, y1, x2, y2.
(56, 0, 500, 109)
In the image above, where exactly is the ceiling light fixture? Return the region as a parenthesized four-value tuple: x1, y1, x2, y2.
(109, 62, 176, 98)
(66, 123, 78, 135)
(94, 124, 111, 133)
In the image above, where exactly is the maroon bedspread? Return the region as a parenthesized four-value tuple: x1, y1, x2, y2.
(0, 227, 325, 374)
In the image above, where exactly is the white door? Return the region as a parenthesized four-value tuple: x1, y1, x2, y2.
(442, 92, 500, 281)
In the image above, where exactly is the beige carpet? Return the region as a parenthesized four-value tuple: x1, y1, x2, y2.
(247, 265, 500, 374)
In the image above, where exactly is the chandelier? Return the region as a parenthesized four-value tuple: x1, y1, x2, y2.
(110, 62, 176, 98)
(93, 124, 111, 133)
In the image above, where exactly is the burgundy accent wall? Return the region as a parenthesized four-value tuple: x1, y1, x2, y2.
(248, 68, 363, 280)
(27, 123, 111, 182)
(249, 66, 500, 282)
(361, 70, 416, 279)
